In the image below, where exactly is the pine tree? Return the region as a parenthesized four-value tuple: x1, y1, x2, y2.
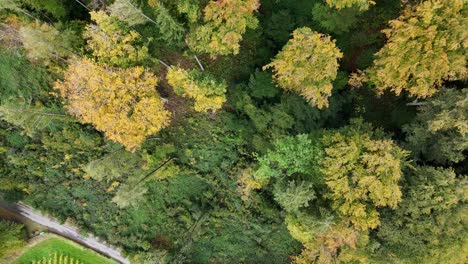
(150, 2, 185, 45)
(378, 166, 467, 263)
(404, 88, 467, 164)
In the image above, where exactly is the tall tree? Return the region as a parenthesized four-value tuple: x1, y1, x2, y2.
(166, 67, 227, 112)
(84, 11, 150, 67)
(311, 3, 361, 34)
(254, 134, 323, 182)
(404, 88, 467, 165)
(54, 58, 171, 151)
(264, 27, 343, 109)
(321, 119, 410, 231)
(149, 2, 185, 45)
(364, 0, 467, 98)
(0, 220, 26, 258)
(377, 166, 467, 263)
(325, 0, 375, 11)
(186, 0, 260, 56)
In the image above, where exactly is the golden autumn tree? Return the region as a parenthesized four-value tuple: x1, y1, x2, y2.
(364, 0, 467, 98)
(321, 119, 410, 231)
(166, 67, 227, 112)
(186, 0, 260, 56)
(83, 11, 149, 67)
(325, 0, 375, 11)
(54, 58, 171, 151)
(264, 27, 343, 109)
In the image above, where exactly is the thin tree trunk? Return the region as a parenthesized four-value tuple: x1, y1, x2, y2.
(194, 55, 204, 71)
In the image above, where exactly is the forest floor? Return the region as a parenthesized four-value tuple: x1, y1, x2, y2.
(0, 201, 129, 264)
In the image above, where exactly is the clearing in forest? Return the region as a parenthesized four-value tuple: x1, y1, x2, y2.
(12, 236, 116, 264)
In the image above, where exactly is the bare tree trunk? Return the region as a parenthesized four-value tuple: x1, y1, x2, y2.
(194, 55, 205, 71)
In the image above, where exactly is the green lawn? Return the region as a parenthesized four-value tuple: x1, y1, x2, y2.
(12, 236, 116, 264)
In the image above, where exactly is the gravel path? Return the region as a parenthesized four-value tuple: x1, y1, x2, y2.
(0, 201, 130, 264)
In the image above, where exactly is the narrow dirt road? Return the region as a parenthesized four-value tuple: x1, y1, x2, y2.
(0, 201, 130, 264)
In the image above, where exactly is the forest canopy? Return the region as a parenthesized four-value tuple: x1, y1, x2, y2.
(0, 0, 466, 263)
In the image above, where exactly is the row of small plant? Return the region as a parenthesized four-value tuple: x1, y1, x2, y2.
(31, 252, 83, 264)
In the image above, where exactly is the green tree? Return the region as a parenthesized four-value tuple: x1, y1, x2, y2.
(311, 3, 360, 34)
(173, 0, 200, 23)
(378, 166, 467, 263)
(84, 11, 150, 67)
(150, 2, 185, 45)
(254, 134, 323, 183)
(0, 0, 35, 19)
(404, 88, 467, 164)
(166, 67, 227, 112)
(54, 58, 171, 151)
(264, 27, 343, 109)
(0, 219, 26, 258)
(364, 0, 467, 98)
(325, 0, 375, 11)
(21, 0, 67, 19)
(321, 119, 410, 231)
(0, 50, 51, 102)
(186, 0, 260, 56)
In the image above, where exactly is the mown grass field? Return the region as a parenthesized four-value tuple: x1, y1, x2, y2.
(12, 236, 116, 264)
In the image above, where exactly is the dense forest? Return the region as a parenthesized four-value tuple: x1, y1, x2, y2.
(0, 0, 466, 263)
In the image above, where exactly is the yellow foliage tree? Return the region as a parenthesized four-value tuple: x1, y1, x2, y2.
(325, 0, 375, 11)
(321, 120, 410, 231)
(83, 11, 149, 67)
(264, 27, 343, 109)
(54, 58, 171, 151)
(186, 0, 260, 56)
(365, 0, 467, 98)
(166, 67, 226, 112)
